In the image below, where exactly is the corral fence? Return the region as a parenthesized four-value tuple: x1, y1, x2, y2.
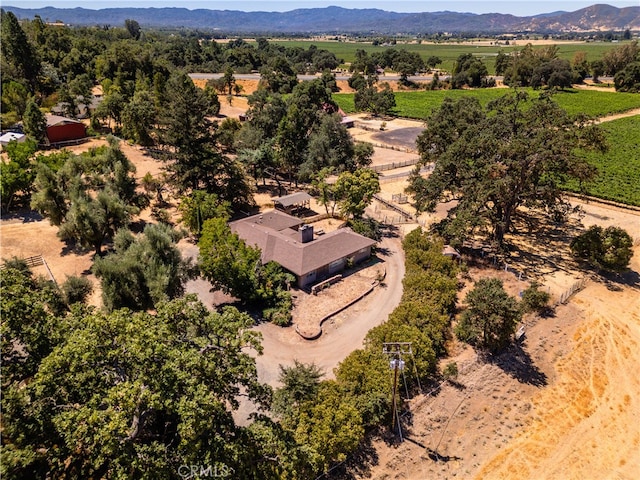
(371, 159, 419, 172)
(1, 254, 57, 285)
(557, 276, 588, 305)
(373, 194, 415, 222)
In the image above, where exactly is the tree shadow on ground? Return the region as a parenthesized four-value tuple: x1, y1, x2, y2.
(326, 432, 380, 479)
(491, 342, 547, 387)
(0, 207, 43, 223)
(503, 211, 585, 279)
(382, 224, 401, 239)
(598, 268, 640, 290)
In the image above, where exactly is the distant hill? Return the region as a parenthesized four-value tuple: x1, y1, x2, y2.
(4, 4, 640, 34)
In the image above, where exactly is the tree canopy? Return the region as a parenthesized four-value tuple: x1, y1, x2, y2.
(92, 223, 195, 312)
(1, 294, 273, 479)
(409, 92, 606, 246)
(455, 278, 522, 353)
(30, 137, 147, 254)
(570, 225, 634, 272)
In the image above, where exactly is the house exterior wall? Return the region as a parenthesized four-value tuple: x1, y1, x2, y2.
(296, 245, 373, 289)
(47, 123, 86, 143)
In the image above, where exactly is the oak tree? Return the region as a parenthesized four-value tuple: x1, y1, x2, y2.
(409, 92, 606, 246)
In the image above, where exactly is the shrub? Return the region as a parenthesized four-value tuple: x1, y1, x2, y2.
(61, 275, 93, 305)
(570, 225, 634, 272)
(442, 361, 458, 379)
(519, 281, 551, 313)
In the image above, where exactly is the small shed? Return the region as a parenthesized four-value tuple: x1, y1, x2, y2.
(0, 132, 26, 149)
(45, 114, 86, 144)
(273, 192, 312, 215)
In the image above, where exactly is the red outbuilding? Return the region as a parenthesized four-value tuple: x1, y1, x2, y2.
(45, 114, 86, 144)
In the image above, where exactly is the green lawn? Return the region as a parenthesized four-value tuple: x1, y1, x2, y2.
(333, 88, 640, 119)
(268, 39, 630, 74)
(565, 116, 640, 206)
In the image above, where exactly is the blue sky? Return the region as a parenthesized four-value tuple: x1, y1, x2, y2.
(9, 1, 640, 17)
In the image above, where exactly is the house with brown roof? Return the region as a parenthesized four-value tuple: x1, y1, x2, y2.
(229, 210, 376, 288)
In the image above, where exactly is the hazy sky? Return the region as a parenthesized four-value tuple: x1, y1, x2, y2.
(10, 1, 640, 17)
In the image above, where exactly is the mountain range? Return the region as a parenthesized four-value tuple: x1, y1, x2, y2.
(4, 4, 640, 34)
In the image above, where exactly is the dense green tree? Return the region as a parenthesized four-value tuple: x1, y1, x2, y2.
(354, 84, 396, 116)
(292, 381, 364, 476)
(531, 58, 573, 89)
(0, 10, 41, 91)
(409, 92, 606, 245)
(198, 218, 293, 324)
(122, 89, 156, 145)
(273, 361, 324, 423)
(1, 81, 29, 127)
(312, 167, 339, 217)
(333, 349, 391, 427)
(1, 296, 272, 479)
(0, 265, 65, 387)
(452, 53, 490, 88)
(178, 190, 231, 236)
(0, 139, 38, 211)
(198, 217, 263, 300)
(346, 217, 382, 241)
(455, 278, 522, 353)
(93, 224, 195, 311)
(31, 138, 145, 254)
(426, 55, 442, 70)
(365, 320, 437, 388)
(334, 168, 380, 219)
(350, 49, 376, 75)
(300, 113, 355, 181)
(22, 98, 47, 143)
(93, 89, 125, 130)
(222, 65, 236, 95)
(614, 61, 640, 92)
(60, 274, 93, 306)
(495, 51, 510, 76)
(124, 18, 141, 40)
(570, 225, 634, 272)
(572, 51, 590, 82)
(158, 72, 253, 209)
(590, 59, 605, 82)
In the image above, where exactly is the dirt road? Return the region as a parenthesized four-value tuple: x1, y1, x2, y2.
(231, 230, 405, 422)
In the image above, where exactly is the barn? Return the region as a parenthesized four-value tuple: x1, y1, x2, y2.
(45, 115, 86, 144)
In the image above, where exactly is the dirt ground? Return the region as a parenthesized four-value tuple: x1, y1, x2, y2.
(2, 90, 639, 479)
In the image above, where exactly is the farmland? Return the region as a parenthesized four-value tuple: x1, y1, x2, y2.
(566, 116, 640, 206)
(333, 88, 640, 119)
(270, 39, 629, 74)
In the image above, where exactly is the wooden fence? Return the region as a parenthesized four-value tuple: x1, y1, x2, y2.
(1, 255, 57, 285)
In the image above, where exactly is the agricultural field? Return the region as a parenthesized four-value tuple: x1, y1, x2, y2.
(333, 88, 640, 119)
(269, 39, 629, 73)
(565, 116, 640, 206)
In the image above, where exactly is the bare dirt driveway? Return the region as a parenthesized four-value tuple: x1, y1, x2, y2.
(230, 228, 406, 423)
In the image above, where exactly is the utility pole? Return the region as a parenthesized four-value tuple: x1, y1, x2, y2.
(383, 342, 412, 441)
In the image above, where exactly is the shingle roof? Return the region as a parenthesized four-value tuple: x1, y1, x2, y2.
(229, 210, 376, 276)
(273, 192, 312, 208)
(230, 209, 304, 232)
